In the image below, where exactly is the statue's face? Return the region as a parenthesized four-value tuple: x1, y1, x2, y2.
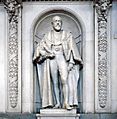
(101, 2, 108, 12)
(52, 16, 62, 32)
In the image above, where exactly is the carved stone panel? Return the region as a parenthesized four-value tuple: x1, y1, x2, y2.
(4, 0, 22, 112)
(95, 0, 111, 112)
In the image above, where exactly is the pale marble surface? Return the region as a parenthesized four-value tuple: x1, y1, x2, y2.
(0, 5, 7, 112)
(36, 109, 80, 119)
(22, 1, 94, 113)
(111, 1, 117, 113)
(0, 1, 117, 114)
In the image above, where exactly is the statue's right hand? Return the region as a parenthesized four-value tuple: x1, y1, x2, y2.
(46, 53, 55, 59)
(50, 53, 55, 58)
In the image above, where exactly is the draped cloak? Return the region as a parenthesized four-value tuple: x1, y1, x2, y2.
(33, 30, 82, 108)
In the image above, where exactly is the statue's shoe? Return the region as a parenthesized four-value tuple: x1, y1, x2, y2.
(63, 104, 73, 110)
(53, 103, 61, 109)
(70, 104, 78, 109)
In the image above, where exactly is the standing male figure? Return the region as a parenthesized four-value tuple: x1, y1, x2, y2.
(33, 15, 82, 110)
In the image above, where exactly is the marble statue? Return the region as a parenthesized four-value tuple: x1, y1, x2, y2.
(33, 16, 83, 110)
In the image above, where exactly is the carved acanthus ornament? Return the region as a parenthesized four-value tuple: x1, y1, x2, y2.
(95, 0, 111, 108)
(4, 0, 21, 108)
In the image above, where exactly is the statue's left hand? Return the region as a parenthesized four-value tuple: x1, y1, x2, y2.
(68, 63, 74, 71)
(46, 53, 55, 59)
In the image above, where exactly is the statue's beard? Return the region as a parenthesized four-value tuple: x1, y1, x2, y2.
(54, 25, 61, 31)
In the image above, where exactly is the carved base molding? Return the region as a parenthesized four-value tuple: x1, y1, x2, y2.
(0, 113, 116, 119)
(36, 109, 80, 119)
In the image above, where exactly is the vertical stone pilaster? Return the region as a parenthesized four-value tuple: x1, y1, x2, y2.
(4, 0, 22, 112)
(95, 0, 112, 112)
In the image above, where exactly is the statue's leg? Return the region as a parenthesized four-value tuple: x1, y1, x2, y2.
(50, 59, 60, 108)
(68, 71, 74, 106)
(56, 54, 72, 110)
(73, 72, 78, 106)
(73, 66, 80, 107)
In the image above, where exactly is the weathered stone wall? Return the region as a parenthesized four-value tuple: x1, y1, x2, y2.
(0, 4, 7, 113)
(111, 1, 117, 113)
(0, 1, 117, 116)
(22, 1, 94, 113)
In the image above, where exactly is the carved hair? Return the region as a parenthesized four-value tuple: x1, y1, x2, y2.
(51, 15, 62, 24)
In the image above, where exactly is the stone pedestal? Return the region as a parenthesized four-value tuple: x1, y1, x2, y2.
(36, 109, 80, 119)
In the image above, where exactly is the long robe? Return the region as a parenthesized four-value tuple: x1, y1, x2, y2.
(33, 30, 82, 108)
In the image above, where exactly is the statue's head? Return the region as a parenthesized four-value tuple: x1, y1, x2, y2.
(51, 16, 62, 32)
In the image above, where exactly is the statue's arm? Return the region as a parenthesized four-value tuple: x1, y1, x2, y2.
(33, 33, 55, 63)
(33, 36, 47, 63)
(68, 51, 75, 71)
(33, 43, 41, 63)
(68, 33, 83, 66)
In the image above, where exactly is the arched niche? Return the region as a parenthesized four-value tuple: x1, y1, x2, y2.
(33, 9, 84, 112)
